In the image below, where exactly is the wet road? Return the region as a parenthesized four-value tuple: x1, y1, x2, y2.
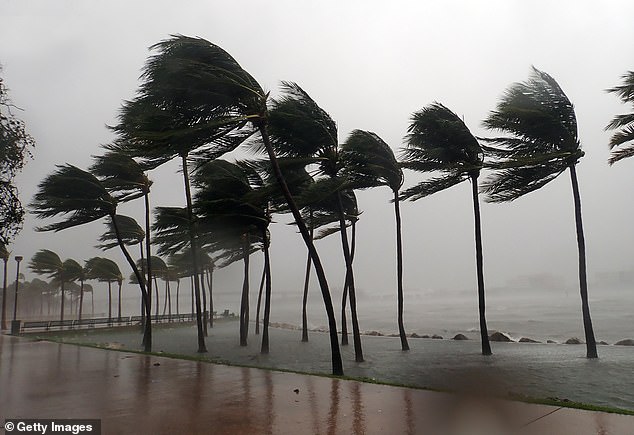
(1, 334, 633, 434)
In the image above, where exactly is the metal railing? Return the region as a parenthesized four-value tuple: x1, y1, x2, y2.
(19, 312, 200, 332)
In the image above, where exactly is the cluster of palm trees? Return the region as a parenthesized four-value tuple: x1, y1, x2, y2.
(20, 34, 633, 376)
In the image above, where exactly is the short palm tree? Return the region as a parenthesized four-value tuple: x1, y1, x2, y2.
(606, 71, 634, 164)
(1, 243, 9, 329)
(115, 35, 342, 374)
(30, 165, 151, 349)
(343, 130, 410, 351)
(401, 103, 491, 355)
(482, 67, 597, 358)
(29, 250, 65, 321)
(85, 257, 122, 323)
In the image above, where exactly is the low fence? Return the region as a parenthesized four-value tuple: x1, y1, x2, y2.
(19, 312, 200, 332)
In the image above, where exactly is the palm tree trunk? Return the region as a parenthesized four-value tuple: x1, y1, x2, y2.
(201, 272, 208, 336)
(181, 154, 207, 353)
(393, 191, 410, 351)
(78, 280, 84, 322)
(107, 281, 112, 324)
(154, 277, 160, 317)
(336, 192, 363, 362)
(139, 241, 146, 330)
(91, 291, 94, 316)
(190, 275, 194, 316)
(569, 165, 598, 358)
(261, 228, 272, 354)
(143, 191, 153, 350)
(1, 259, 7, 330)
(206, 268, 213, 328)
(471, 175, 492, 356)
(240, 235, 251, 347)
(176, 279, 180, 316)
(117, 281, 122, 322)
(301, 211, 314, 342)
(167, 280, 172, 318)
(111, 212, 151, 351)
(255, 264, 265, 335)
(258, 123, 343, 376)
(163, 280, 169, 315)
(60, 277, 65, 323)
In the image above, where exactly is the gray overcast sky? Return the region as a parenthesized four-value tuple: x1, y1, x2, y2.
(1, 0, 634, 303)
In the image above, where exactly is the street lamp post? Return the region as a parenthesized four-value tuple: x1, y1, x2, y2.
(11, 255, 23, 335)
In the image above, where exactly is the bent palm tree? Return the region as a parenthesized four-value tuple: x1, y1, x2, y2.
(606, 71, 634, 164)
(30, 165, 151, 349)
(29, 250, 65, 321)
(343, 130, 410, 351)
(482, 67, 597, 358)
(401, 104, 491, 355)
(85, 257, 122, 323)
(115, 35, 342, 374)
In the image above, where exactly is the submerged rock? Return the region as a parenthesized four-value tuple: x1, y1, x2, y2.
(615, 339, 634, 346)
(410, 333, 421, 338)
(452, 334, 469, 341)
(547, 340, 557, 344)
(431, 334, 443, 340)
(565, 337, 583, 344)
(598, 341, 610, 345)
(365, 331, 384, 336)
(421, 334, 430, 338)
(519, 337, 541, 343)
(489, 332, 513, 342)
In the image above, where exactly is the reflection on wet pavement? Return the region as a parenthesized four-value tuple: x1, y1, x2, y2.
(1, 335, 633, 434)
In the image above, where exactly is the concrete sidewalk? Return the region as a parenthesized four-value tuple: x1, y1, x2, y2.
(1, 334, 633, 434)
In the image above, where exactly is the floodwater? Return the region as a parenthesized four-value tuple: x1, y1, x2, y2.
(3, 334, 634, 435)
(40, 320, 634, 411)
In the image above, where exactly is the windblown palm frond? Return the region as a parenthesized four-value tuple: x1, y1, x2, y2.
(482, 67, 583, 202)
(0, 243, 9, 261)
(96, 214, 145, 251)
(30, 165, 116, 231)
(29, 249, 63, 278)
(342, 130, 403, 192)
(111, 35, 266, 168)
(90, 150, 150, 201)
(606, 71, 634, 165)
(85, 257, 122, 282)
(400, 102, 482, 201)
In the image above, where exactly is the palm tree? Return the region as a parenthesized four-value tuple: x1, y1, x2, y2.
(91, 151, 155, 331)
(606, 71, 634, 164)
(400, 103, 491, 355)
(1, 243, 9, 330)
(194, 159, 272, 352)
(342, 130, 410, 351)
(30, 164, 151, 349)
(29, 250, 65, 321)
(85, 257, 122, 323)
(268, 82, 364, 362)
(482, 67, 597, 358)
(115, 35, 342, 374)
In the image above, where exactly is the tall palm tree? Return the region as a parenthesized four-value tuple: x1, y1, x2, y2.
(30, 165, 151, 349)
(268, 82, 364, 363)
(342, 130, 410, 351)
(0, 243, 9, 330)
(400, 103, 491, 355)
(482, 67, 597, 358)
(91, 151, 155, 331)
(115, 35, 342, 374)
(606, 71, 634, 164)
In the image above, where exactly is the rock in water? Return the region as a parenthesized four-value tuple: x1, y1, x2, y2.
(489, 332, 513, 342)
(547, 340, 557, 344)
(615, 339, 634, 346)
(598, 341, 610, 345)
(519, 337, 541, 343)
(565, 337, 583, 344)
(431, 334, 443, 340)
(452, 334, 468, 341)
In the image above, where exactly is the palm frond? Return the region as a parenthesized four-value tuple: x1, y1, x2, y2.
(400, 174, 466, 201)
(29, 249, 63, 278)
(96, 214, 145, 251)
(608, 144, 634, 165)
(606, 71, 634, 103)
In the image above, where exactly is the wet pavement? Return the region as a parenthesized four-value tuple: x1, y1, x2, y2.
(1, 334, 633, 434)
